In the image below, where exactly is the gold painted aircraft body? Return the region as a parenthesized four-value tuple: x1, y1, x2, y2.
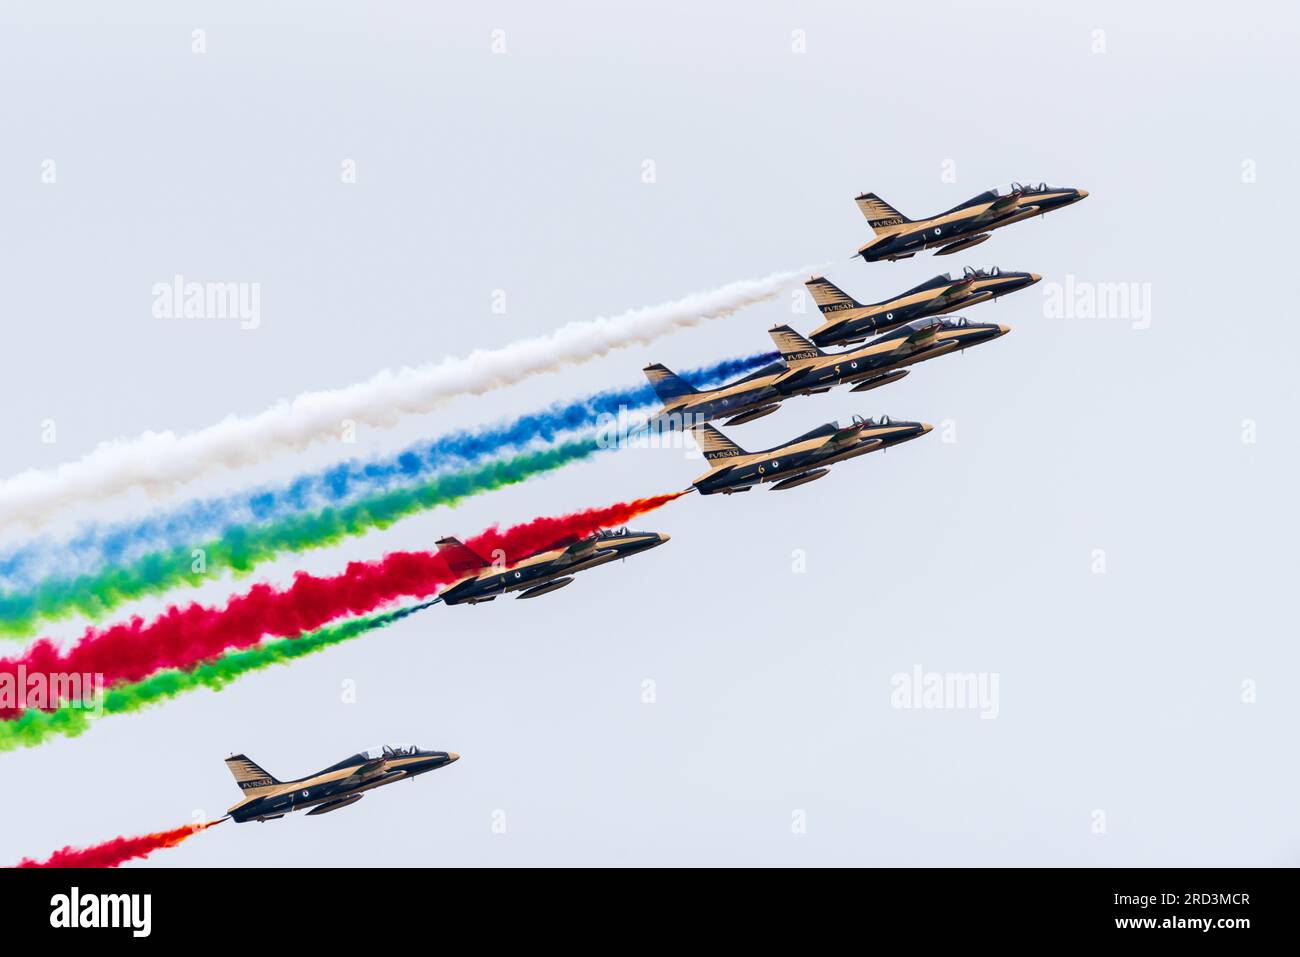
(642, 360, 788, 428)
(765, 314, 1009, 399)
(806, 265, 1039, 347)
(854, 182, 1088, 262)
(433, 527, 670, 604)
(225, 745, 459, 823)
(689, 414, 931, 494)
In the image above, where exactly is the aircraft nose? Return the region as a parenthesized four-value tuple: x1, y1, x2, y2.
(1075, 188, 1089, 200)
(1028, 273, 1042, 284)
(998, 324, 1011, 335)
(446, 752, 460, 763)
(921, 423, 934, 435)
(657, 533, 671, 545)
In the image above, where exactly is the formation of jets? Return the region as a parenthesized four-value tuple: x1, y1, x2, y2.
(641, 182, 1085, 497)
(223, 182, 1085, 829)
(421, 180, 1087, 606)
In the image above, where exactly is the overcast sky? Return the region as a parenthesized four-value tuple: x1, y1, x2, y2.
(0, 0, 1296, 866)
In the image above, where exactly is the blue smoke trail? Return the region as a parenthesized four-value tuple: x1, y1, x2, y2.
(0, 352, 777, 588)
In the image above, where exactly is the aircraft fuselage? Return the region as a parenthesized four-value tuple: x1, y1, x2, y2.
(857, 186, 1087, 263)
(810, 271, 1038, 347)
(693, 419, 930, 495)
(229, 750, 458, 823)
(781, 320, 1008, 397)
(650, 368, 785, 430)
(437, 531, 669, 605)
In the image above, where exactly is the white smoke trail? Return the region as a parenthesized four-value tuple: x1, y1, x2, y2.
(0, 265, 824, 531)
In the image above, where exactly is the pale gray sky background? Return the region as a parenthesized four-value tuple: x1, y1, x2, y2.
(0, 1, 1296, 866)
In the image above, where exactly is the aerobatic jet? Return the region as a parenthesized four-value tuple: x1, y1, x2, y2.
(688, 415, 930, 494)
(764, 316, 1009, 397)
(853, 182, 1088, 262)
(642, 360, 787, 428)
(224, 745, 459, 822)
(805, 265, 1038, 347)
(433, 527, 670, 604)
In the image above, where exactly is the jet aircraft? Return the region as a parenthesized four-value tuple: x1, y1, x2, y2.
(853, 182, 1088, 262)
(225, 745, 459, 822)
(805, 265, 1038, 347)
(689, 415, 930, 494)
(765, 316, 1009, 397)
(433, 527, 670, 604)
(642, 360, 787, 429)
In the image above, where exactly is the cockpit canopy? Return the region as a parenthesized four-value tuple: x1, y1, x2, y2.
(852, 414, 893, 427)
(902, 316, 945, 333)
(994, 181, 1056, 195)
(962, 265, 1001, 279)
(360, 743, 420, 760)
(596, 526, 632, 538)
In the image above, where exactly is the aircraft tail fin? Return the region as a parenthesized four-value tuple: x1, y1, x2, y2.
(435, 536, 492, 576)
(642, 364, 698, 404)
(225, 754, 281, 799)
(854, 192, 912, 235)
(805, 276, 863, 314)
(768, 325, 824, 366)
(690, 424, 747, 463)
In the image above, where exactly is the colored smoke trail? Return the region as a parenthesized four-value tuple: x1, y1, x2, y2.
(0, 262, 815, 528)
(0, 438, 602, 638)
(0, 492, 686, 718)
(0, 352, 776, 593)
(0, 602, 437, 752)
(13, 819, 223, 868)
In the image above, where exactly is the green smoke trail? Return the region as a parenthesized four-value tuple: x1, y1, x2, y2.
(0, 438, 600, 638)
(0, 601, 436, 752)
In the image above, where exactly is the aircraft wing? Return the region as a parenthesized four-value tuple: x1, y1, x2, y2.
(964, 193, 1027, 228)
(346, 758, 389, 782)
(888, 320, 943, 353)
(930, 282, 973, 307)
(819, 425, 880, 453)
(814, 433, 884, 459)
(984, 202, 1040, 227)
(554, 539, 616, 567)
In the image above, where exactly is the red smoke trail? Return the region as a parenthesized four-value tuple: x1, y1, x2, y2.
(13, 819, 223, 868)
(469, 491, 686, 559)
(1, 492, 685, 719)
